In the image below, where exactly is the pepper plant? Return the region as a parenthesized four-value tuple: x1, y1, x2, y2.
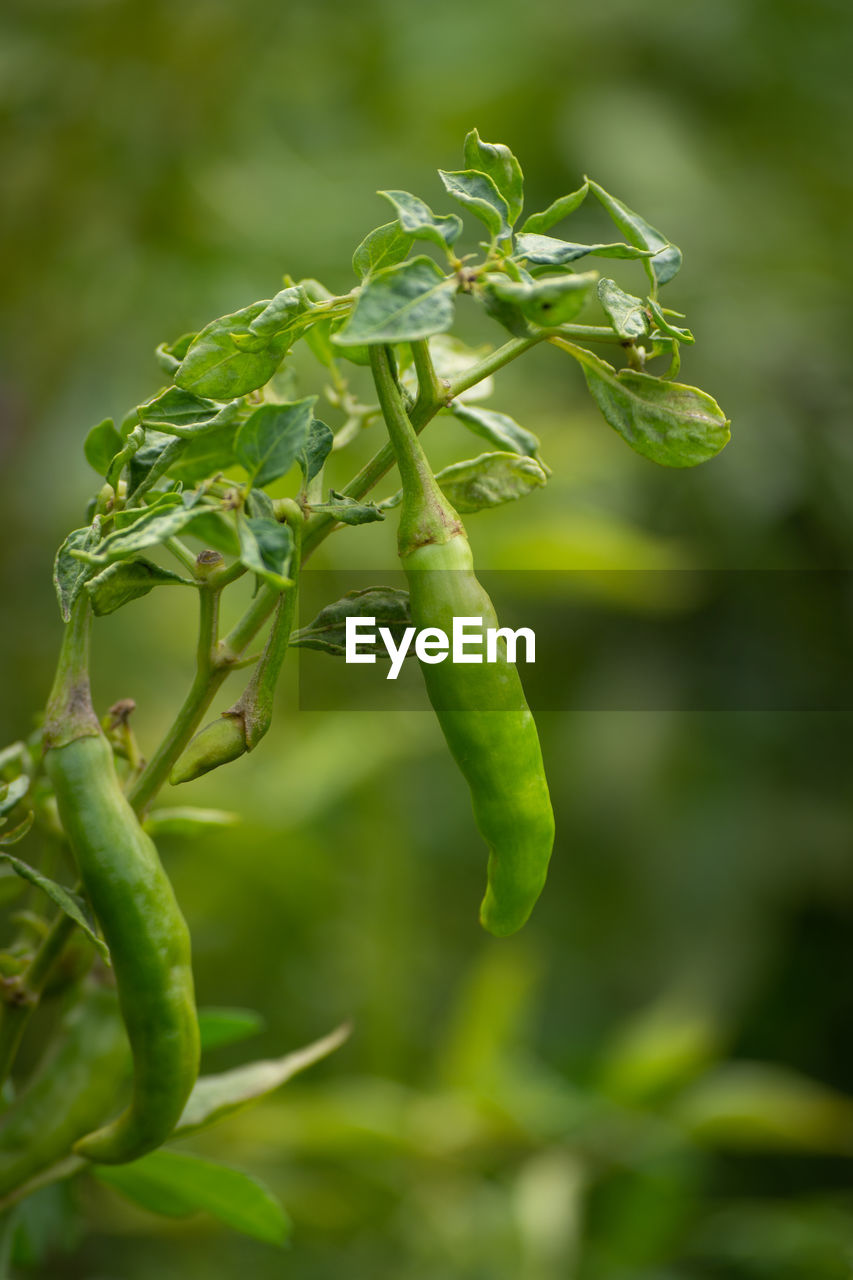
(0, 133, 728, 1259)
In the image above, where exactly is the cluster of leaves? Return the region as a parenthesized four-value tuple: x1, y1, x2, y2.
(51, 130, 727, 632)
(0, 133, 732, 1258)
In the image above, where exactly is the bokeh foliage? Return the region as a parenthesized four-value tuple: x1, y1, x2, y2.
(1, 0, 852, 1274)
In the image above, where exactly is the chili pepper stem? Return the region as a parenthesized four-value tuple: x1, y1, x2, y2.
(369, 344, 462, 555)
(301, 333, 543, 560)
(43, 598, 99, 750)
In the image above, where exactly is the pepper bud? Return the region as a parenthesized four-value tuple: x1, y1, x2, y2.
(169, 714, 248, 785)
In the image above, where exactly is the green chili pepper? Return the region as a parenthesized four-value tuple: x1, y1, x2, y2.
(370, 344, 555, 935)
(42, 599, 200, 1163)
(0, 982, 129, 1198)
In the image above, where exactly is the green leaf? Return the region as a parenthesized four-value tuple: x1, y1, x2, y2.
(292, 587, 411, 657)
(74, 497, 218, 567)
(333, 257, 456, 346)
(166, 426, 238, 486)
(378, 190, 463, 251)
(438, 168, 511, 240)
(0, 812, 34, 847)
(586, 178, 682, 287)
(482, 271, 597, 329)
(597, 278, 649, 339)
(84, 419, 123, 476)
(247, 286, 310, 339)
(94, 1150, 290, 1245)
(309, 491, 384, 526)
(86, 559, 190, 617)
(462, 130, 524, 225)
(519, 182, 589, 234)
(198, 1007, 265, 1053)
(234, 397, 315, 488)
(127, 437, 186, 499)
(138, 387, 239, 439)
(53, 522, 101, 621)
(0, 854, 108, 961)
(0, 775, 28, 820)
(514, 232, 654, 266)
(111, 489, 183, 530)
(144, 808, 239, 839)
(155, 332, 196, 377)
(556, 340, 730, 467)
(183, 510, 240, 557)
(674, 1062, 853, 1154)
(647, 297, 694, 344)
(298, 418, 334, 485)
(447, 403, 540, 458)
(176, 302, 292, 399)
(175, 1023, 350, 1137)
(424, 451, 549, 514)
(352, 221, 415, 280)
(237, 514, 294, 589)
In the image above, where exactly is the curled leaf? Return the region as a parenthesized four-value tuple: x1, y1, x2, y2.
(553, 339, 730, 467)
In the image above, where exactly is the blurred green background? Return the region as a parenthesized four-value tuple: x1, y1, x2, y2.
(2, 0, 853, 1275)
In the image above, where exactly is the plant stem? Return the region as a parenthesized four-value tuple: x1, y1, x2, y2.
(127, 585, 226, 815)
(0, 907, 77, 1086)
(301, 334, 543, 559)
(224, 518, 302, 750)
(369, 345, 459, 553)
(410, 338, 445, 415)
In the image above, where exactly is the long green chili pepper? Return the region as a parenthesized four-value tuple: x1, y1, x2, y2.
(0, 982, 129, 1199)
(370, 344, 555, 935)
(42, 598, 200, 1163)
